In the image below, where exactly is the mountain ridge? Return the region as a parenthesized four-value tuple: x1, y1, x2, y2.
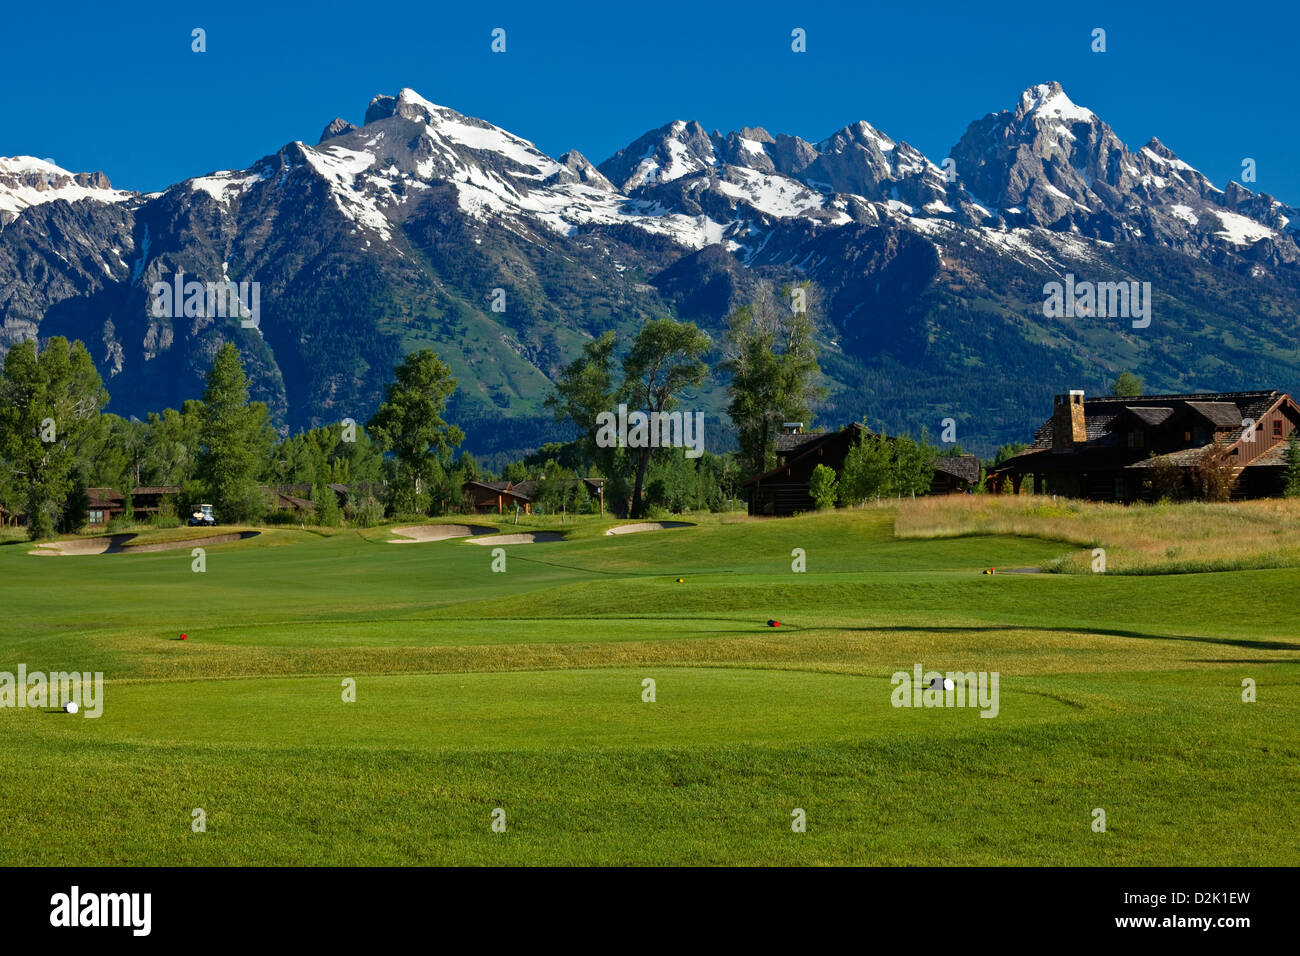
(2, 82, 1297, 458)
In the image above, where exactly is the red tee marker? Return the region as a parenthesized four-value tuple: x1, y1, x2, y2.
(180, 633, 188, 641)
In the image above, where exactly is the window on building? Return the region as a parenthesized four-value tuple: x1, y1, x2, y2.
(1274, 420, 1284, 438)
(89, 510, 104, 525)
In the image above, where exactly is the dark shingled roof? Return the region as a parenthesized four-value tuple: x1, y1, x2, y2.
(1123, 442, 1227, 469)
(466, 478, 602, 501)
(1119, 406, 1175, 427)
(1022, 390, 1280, 453)
(933, 453, 981, 484)
(1185, 401, 1245, 428)
(775, 432, 823, 454)
(1247, 443, 1292, 467)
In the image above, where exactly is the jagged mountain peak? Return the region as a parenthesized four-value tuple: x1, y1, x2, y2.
(0, 156, 133, 226)
(737, 126, 775, 145)
(818, 119, 897, 153)
(553, 150, 614, 190)
(597, 120, 717, 191)
(318, 117, 358, 144)
(1015, 81, 1096, 124)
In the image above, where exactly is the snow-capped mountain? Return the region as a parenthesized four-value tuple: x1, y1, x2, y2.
(948, 82, 1295, 258)
(2, 83, 1298, 456)
(0, 156, 133, 225)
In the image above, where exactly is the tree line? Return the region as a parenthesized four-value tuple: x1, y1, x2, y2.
(0, 281, 974, 538)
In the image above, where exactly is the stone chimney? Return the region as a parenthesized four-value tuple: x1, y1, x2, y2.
(1052, 390, 1086, 449)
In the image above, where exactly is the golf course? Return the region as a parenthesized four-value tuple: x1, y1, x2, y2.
(2, 500, 1297, 866)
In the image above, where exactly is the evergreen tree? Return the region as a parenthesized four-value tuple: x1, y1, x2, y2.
(195, 342, 275, 522)
(367, 349, 464, 514)
(722, 282, 825, 479)
(1283, 434, 1300, 498)
(311, 483, 342, 527)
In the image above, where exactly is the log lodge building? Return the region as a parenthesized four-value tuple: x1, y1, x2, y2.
(988, 389, 1299, 501)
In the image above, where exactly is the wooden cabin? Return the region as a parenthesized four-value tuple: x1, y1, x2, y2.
(987, 389, 1300, 500)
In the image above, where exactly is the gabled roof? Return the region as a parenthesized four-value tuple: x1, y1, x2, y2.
(741, 423, 869, 487)
(463, 477, 603, 502)
(1184, 401, 1245, 428)
(1123, 441, 1228, 469)
(1115, 406, 1174, 427)
(775, 432, 823, 454)
(933, 453, 981, 484)
(465, 479, 523, 496)
(1022, 390, 1282, 453)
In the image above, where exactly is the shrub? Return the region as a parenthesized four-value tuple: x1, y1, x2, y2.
(312, 484, 342, 527)
(352, 496, 385, 528)
(1191, 444, 1235, 502)
(810, 464, 839, 510)
(1147, 455, 1186, 501)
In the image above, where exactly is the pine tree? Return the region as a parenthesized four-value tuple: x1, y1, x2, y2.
(722, 283, 825, 479)
(196, 342, 275, 522)
(311, 483, 341, 527)
(367, 348, 464, 514)
(1283, 434, 1300, 498)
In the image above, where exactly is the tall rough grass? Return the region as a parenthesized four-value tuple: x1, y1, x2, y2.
(895, 495, 1300, 573)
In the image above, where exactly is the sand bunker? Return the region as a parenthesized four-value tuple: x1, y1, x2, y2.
(465, 532, 565, 545)
(605, 521, 696, 535)
(387, 524, 496, 544)
(30, 531, 260, 556)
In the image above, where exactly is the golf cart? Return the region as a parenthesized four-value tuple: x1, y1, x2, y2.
(188, 503, 216, 527)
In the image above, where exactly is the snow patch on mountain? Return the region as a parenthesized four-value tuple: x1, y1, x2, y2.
(188, 169, 272, 206)
(0, 156, 132, 218)
(1213, 210, 1275, 245)
(299, 144, 393, 239)
(714, 168, 826, 218)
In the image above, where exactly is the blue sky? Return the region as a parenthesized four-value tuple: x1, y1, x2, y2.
(6, 0, 1297, 203)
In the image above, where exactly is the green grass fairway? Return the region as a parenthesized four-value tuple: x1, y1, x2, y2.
(1, 509, 1296, 865)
